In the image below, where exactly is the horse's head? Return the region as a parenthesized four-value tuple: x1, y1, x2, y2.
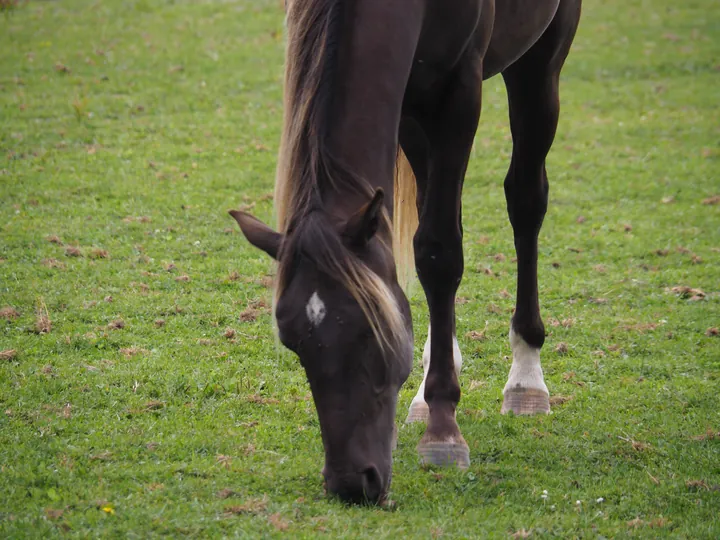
(230, 190, 412, 504)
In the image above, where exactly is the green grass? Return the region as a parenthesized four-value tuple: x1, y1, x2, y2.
(1, 0, 719, 537)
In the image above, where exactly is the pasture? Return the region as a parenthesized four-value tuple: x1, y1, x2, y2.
(1, 0, 719, 536)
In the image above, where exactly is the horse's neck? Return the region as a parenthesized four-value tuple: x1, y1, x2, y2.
(318, 4, 420, 224)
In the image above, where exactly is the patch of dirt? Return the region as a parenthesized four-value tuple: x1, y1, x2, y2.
(89, 248, 109, 259)
(246, 394, 279, 405)
(45, 508, 64, 520)
(154, 319, 166, 328)
(65, 246, 82, 257)
(701, 195, 719, 205)
(46, 235, 63, 244)
(0, 349, 17, 360)
(268, 513, 289, 531)
(487, 303, 501, 314)
(554, 342, 569, 355)
(0, 306, 20, 320)
(41, 258, 65, 269)
(119, 347, 148, 357)
(549, 395, 573, 406)
(690, 429, 720, 441)
(175, 275, 190, 282)
(549, 318, 575, 328)
(465, 330, 486, 341)
(239, 299, 270, 322)
(685, 479, 709, 491)
(107, 319, 125, 330)
(621, 323, 658, 333)
(667, 286, 705, 301)
(479, 266, 495, 277)
(223, 495, 268, 516)
(216, 454, 232, 469)
(224, 328, 236, 339)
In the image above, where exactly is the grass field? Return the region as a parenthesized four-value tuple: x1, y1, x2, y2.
(1, 0, 719, 537)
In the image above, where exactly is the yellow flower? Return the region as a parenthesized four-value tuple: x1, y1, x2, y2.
(102, 505, 115, 515)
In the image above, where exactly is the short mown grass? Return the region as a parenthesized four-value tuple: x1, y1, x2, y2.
(1, 0, 719, 537)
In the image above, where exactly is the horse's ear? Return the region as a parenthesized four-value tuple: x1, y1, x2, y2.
(229, 210, 282, 260)
(343, 189, 385, 247)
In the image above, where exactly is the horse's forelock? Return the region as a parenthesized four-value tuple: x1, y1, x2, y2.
(275, 212, 408, 356)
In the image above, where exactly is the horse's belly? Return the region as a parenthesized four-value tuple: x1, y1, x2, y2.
(482, 0, 561, 78)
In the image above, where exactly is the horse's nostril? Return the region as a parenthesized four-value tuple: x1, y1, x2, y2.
(362, 466, 383, 503)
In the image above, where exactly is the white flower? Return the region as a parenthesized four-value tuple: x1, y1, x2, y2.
(596, 497, 604, 503)
(576, 500, 582, 506)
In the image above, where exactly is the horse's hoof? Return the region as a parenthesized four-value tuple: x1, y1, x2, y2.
(501, 387, 550, 415)
(405, 400, 429, 424)
(417, 439, 470, 469)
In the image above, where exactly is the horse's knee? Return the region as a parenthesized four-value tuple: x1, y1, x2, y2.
(413, 229, 463, 292)
(504, 170, 549, 234)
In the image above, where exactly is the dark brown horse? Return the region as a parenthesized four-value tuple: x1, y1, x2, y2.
(230, 0, 582, 504)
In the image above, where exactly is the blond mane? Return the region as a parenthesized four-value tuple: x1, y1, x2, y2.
(273, 0, 418, 353)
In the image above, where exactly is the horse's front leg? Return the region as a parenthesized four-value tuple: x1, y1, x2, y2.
(409, 53, 483, 468)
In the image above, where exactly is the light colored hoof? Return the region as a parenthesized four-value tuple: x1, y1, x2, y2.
(501, 387, 550, 415)
(405, 401, 429, 424)
(417, 440, 470, 469)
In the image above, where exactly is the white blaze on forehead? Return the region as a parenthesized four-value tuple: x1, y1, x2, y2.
(306, 291, 326, 327)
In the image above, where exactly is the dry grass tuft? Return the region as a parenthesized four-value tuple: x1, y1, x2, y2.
(34, 300, 52, 334)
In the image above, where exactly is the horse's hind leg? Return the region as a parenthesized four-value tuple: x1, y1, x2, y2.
(500, 3, 580, 415)
(406, 53, 483, 468)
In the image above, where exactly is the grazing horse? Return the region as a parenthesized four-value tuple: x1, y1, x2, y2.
(230, 0, 581, 504)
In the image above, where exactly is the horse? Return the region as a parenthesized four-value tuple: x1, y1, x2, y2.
(229, 0, 582, 504)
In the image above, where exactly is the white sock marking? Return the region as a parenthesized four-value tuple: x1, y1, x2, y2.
(503, 327, 548, 395)
(305, 291, 326, 327)
(410, 325, 462, 410)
